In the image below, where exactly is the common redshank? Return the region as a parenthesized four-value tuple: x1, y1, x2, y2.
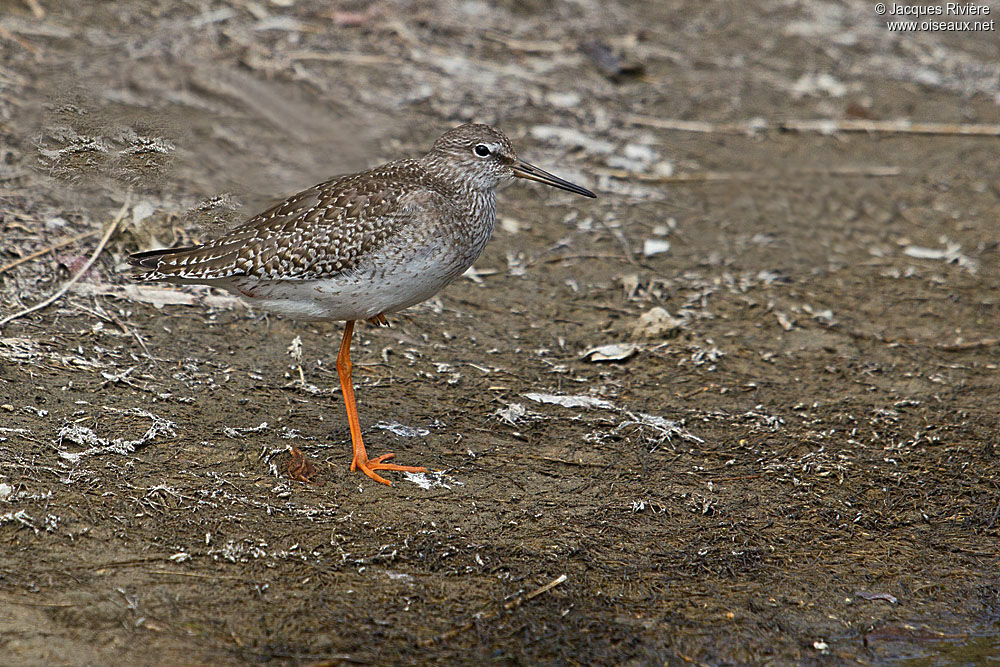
(129, 124, 596, 485)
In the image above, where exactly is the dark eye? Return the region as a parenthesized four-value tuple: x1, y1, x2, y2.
(473, 144, 491, 157)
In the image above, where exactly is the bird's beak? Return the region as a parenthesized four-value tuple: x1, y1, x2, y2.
(512, 160, 596, 198)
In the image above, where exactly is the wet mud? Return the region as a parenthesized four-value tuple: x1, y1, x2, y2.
(1, 1, 999, 664)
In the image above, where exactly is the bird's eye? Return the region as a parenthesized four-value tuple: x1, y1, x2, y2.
(473, 144, 491, 157)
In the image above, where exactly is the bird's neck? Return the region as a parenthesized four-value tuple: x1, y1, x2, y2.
(416, 153, 488, 193)
(413, 158, 494, 218)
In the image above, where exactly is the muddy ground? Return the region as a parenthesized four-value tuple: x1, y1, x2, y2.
(1, 1, 999, 664)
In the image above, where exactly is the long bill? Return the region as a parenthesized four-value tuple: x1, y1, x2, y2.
(512, 160, 596, 198)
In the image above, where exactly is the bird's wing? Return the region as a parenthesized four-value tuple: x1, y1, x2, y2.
(129, 172, 447, 282)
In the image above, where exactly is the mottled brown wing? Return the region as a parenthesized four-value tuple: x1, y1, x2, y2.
(130, 174, 417, 282)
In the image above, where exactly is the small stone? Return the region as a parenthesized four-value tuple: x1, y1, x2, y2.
(547, 92, 581, 108)
(623, 143, 657, 163)
(643, 239, 671, 257)
(631, 307, 684, 340)
(653, 161, 674, 177)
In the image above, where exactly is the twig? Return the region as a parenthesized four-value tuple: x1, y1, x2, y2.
(0, 229, 100, 277)
(535, 455, 605, 468)
(286, 50, 401, 66)
(706, 474, 765, 482)
(984, 500, 1000, 530)
(675, 651, 711, 666)
(503, 573, 567, 609)
(625, 116, 734, 133)
(599, 216, 636, 264)
(527, 252, 629, 267)
(780, 118, 1000, 136)
(481, 31, 571, 53)
(510, 452, 607, 468)
(148, 569, 245, 580)
(842, 325, 999, 351)
(24, 0, 46, 19)
(0, 25, 38, 55)
(421, 574, 568, 646)
(625, 113, 1000, 137)
(0, 200, 129, 330)
(594, 166, 900, 183)
(1, 597, 74, 607)
(936, 338, 1000, 351)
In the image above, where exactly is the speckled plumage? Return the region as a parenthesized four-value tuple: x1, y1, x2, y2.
(129, 124, 593, 322)
(128, 123, 595, 486)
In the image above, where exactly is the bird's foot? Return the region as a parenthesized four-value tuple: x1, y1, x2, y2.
(351, 452, 427, 486)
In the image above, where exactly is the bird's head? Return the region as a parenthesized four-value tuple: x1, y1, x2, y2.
(425, 123, 596, 198)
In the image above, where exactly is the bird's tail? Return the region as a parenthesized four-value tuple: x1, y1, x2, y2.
(128, 246, 199, 271)
(127, 244, 236, 283)
(128, 231, 258, 283)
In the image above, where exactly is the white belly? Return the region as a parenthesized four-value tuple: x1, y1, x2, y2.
(224, 249, 474, 321)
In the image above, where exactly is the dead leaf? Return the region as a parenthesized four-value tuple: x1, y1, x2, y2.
(581, 343, 640, 362)
(631, 307, 683, 340)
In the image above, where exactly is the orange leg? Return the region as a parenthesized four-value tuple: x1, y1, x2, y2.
(337, 320, 427, 485)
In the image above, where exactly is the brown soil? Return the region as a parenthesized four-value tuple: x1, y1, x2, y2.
(1, 1, 999, 664)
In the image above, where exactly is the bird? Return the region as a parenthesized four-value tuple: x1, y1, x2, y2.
(129, 123, 596, 485)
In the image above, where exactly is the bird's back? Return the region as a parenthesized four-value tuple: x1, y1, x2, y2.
(129, 159, 471, 285)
